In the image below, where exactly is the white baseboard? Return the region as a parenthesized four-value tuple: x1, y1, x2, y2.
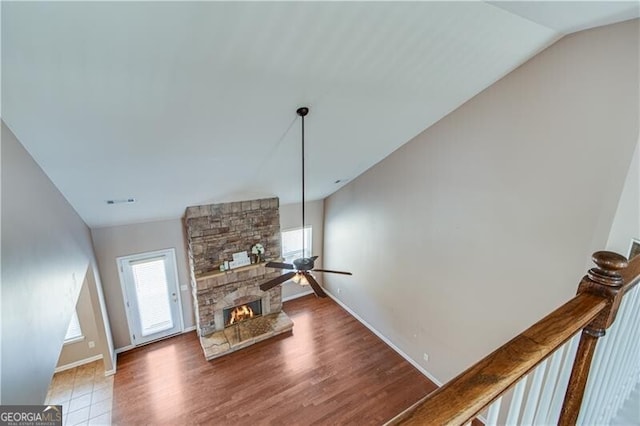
(282, 289, 315, 302)
(115, 344, 135, 354)
(114, 326, 197, 355)
(324, 289, 443, 387)
(103, 350, 117, 376)
(55, 354, 103, 373)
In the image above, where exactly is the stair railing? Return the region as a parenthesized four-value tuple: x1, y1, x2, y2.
(387, 251, 640, 425)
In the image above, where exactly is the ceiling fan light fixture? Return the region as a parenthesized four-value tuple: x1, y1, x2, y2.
(293, 272, 309, 286)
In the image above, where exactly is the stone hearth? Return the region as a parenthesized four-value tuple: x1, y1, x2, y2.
(201, 312, 293, 360)
(184, 197, 294, 360)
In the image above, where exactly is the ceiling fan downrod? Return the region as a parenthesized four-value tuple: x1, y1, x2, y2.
(297, 107, 309, 256)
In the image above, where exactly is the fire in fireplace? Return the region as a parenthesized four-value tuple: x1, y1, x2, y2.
(223, 299, 262, 327)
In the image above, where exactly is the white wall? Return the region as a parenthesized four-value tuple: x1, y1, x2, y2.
(279, 200, 324, 299)
(91, 219, 195, 349)
(322, 20, 639, 383)
(606, 140, 640, 255)
(1, 122, 114, 403)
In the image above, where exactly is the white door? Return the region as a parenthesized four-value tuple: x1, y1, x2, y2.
(118, 248, 183, 346)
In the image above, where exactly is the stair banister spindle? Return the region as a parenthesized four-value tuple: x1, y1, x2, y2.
(505, 377, 528, 425)
(533, 347, 565, 423)
(607, 287, 640, 419)
(485, 397, 502, 426)
(586, 289, 631, 423)
(545, 334, 580, 424)
(521, 359, 548, 424)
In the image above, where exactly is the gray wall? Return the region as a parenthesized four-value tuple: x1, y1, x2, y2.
(1, 122, 114, 404)
(280, 200, 324, 300)
(91, 219, 195, 349)
(322, 20, 639, 383)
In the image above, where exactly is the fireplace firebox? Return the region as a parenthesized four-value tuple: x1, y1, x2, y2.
(223, 299, 262, 327)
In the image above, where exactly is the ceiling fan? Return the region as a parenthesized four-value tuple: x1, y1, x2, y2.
(259, 107, 352, 298)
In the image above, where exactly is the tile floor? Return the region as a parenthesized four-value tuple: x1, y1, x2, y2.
(45, 360, 113, 426)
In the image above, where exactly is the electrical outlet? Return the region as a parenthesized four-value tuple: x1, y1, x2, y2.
(423, 353, 429, 362)
(88, 341, 95, 349)
(337, 288, 341, 294)
(180, 285, 188, 291)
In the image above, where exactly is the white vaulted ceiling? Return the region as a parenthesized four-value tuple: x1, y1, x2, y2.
(2, 1, 638, 227)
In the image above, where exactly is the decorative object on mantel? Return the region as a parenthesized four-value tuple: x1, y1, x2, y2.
(228, 251, 251, 269)
(259, 107, 352, 298)
(251, 243, 265, 263)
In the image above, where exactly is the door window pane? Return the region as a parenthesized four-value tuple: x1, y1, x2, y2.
(131, 258, 173, 337)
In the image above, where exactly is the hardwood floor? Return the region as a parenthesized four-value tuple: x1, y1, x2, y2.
(112, 295, 437, 425)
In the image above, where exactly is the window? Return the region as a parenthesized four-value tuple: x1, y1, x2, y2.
(64, 310, 83, 343)
(281, 227, 312, 264)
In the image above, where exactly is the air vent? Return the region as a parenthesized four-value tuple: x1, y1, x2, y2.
(106, 198, 136, 205)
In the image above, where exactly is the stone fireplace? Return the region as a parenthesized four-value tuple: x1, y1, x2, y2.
(184, 197, 294, 360)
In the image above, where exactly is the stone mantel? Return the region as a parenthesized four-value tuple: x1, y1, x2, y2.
(195, 261, 281, 294)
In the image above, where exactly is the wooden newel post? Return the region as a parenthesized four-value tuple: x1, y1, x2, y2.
(559, 251, 627, 425)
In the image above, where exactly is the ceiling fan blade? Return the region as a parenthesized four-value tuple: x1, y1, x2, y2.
(305, 273, 328, 298)
(265, 261, 295, 270)
(260, 271, 296, 291)
(312, 268, 353, 276)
